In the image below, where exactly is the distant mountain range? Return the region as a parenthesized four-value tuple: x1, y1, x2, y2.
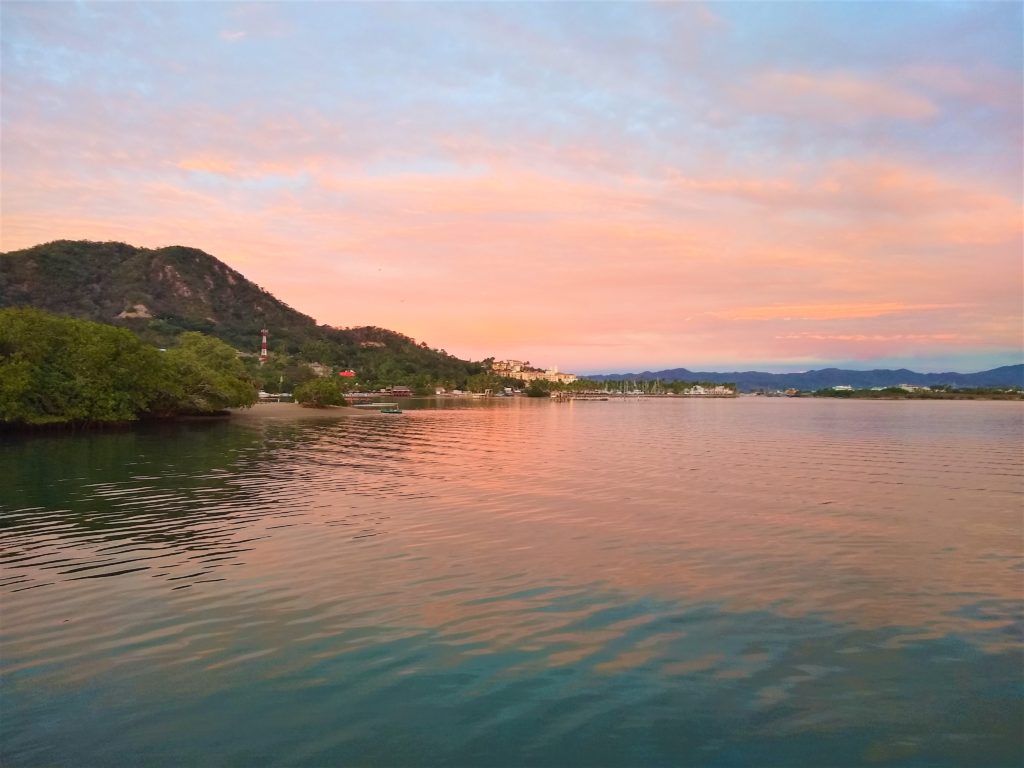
(0, 240, 483, 384)
(588, 365, 1024, 392)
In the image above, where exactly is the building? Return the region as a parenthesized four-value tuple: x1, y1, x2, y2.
(492, 360, 526, 375)
(491, 360, 577, 384)
(546, 371, 578, 384)
(308, 362, 331, 377)
(684, 384, 734, 397)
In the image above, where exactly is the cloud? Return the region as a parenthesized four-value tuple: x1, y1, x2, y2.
(737, 70, 938, 123)
(178, 155, 240, 175)
(898, 63, 1020, 110)
(775, 333, 969, 342)
(1, 1, 1020, 371)
(723, 303, 973, 322)
(670, 160, 1021, 243)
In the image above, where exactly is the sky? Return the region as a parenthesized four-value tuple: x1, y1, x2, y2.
(1, 1, 1021, 374)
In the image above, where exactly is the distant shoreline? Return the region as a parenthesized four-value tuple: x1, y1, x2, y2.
(802, 392, 1023, 401)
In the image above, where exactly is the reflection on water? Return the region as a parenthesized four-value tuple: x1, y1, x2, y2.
(2, 399, 1022, 766)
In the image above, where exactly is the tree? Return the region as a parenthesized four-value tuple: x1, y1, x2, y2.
(525, 379, 551, 397)
(466, 372, 503, 393)
(0, 308, 167, 425)
(294, 377, 347, 407)
(158, 332, 257, 414)
(299, 339, 335, 365)
(411, 373, 434, 396)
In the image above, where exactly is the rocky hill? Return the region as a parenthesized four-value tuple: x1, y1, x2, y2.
(0, 240, 482, 385)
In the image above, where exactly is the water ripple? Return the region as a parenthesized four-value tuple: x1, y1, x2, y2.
(1, 400, 1021, 766)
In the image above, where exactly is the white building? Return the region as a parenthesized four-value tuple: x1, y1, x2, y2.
(684, 384, 734, 397)
(492, 360, 577, 384)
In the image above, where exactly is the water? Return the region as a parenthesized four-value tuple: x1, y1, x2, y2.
(2, 398, 1022, 766)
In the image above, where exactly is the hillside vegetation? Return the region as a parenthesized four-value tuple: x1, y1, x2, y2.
(1, 240, 484, 389)
(0, 309, 257, 426)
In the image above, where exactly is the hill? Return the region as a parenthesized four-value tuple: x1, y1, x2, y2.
(0, 240, 483, 387)
(588, 364, 1024, 392)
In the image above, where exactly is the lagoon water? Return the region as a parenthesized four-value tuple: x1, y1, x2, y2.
(2, 398, 1022, 766)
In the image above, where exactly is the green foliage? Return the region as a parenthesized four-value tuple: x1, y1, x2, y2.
(1, 240, 487, 390)
(0, 309, 257, 426)
(466, 372, 505, 393)
(160, 333, 257, 414)
(0, 308, 167, 425)
(299, 340, 337, 365)
(282, 363, 317, 392)
(525, 380, 552, 397)
(814, 388, 854, 398)
(411, 374, 435, 396)
(294, 377, 347, 407)
(243, 357, 316, 394)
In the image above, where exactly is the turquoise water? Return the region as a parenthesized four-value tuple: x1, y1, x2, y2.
(2, 399, 1022, 766)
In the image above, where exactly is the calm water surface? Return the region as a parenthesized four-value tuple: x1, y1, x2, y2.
(2, 399, 1022, 766)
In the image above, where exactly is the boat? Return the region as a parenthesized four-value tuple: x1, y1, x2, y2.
(379, 406, 403, 414)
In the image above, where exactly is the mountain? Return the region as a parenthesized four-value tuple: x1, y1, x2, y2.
(588, 364, 1024, 392)
(0, 240, 482, 385)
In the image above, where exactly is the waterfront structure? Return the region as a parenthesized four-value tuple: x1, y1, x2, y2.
(684, 384, 734, 397)
(259, 328, 269, 365)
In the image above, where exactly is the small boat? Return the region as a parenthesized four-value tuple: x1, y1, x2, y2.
(379, 406, 403, 414)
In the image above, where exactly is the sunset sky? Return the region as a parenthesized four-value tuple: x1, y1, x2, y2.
(2, 1, 1021, 374)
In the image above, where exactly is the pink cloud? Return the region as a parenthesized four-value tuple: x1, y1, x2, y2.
(2, 87, 1019, 371)
(723, 303, 973, 322)
(671, 159, 1018, 221)
(776, 333, 970, 342)
(899, 63, 1021, 110)
(737, 70, 939, 123)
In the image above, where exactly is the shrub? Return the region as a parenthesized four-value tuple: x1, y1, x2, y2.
(0, 309, 257, 425)
(0, 308, 167, 425)
(294, 377, 347, 408)
(160, 332, 258, 414)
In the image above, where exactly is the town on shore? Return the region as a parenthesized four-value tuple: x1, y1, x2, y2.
(290, 358, 738, 402)
(282, 357, 1020, 403)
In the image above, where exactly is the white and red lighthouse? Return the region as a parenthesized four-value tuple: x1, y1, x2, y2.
(259, 327, 269, 365)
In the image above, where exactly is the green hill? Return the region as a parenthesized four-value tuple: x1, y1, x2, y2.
(0, 240, 484, 388)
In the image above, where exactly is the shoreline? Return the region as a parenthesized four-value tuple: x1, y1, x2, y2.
(227, 402, 376, 420)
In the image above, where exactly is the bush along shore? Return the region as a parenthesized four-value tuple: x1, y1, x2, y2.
(0, 308, 259, 429)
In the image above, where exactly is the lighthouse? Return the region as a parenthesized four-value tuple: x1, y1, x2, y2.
(259, 328, 269, 365)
